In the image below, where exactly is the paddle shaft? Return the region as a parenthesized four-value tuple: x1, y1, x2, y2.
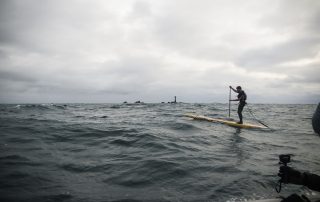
(228, 87, 231, 117)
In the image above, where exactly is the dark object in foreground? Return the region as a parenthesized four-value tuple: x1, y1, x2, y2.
(312, 103, 320, 135)
(276, 154, 320, 202)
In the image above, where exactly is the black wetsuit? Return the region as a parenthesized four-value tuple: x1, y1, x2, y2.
(237, 90, 247, 123)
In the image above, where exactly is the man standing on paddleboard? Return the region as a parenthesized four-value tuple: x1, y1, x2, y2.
(229, 86, 247, 124)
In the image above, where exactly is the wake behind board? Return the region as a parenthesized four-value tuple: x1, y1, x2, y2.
(249, 196, 320, 202)
(185, 114, 267, 129)
(249, 199, 281, 202)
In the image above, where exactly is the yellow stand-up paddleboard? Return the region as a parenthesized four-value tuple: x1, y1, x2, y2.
(185, 114, 267, 129)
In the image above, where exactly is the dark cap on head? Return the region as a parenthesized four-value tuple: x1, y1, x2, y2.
(236, 86, 242, 90)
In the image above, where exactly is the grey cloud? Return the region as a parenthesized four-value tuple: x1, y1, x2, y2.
(234, 0, 320, 69)
(0, 70, 36, 82)
(0, 1, 56, 50)
(259, 0, 320, 34)
(129, 1, 153, 19)
(236, 37, 320, 69)
(283, 64, 320, 84)
(0, 0, 319, 103)
(0, 0, 115, 54)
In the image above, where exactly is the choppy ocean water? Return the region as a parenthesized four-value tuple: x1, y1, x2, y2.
(0, 103, 319, 202)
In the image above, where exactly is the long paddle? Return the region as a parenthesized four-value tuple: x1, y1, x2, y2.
(228, 87, 231, 118)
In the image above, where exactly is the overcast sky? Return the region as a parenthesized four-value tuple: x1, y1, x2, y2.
(0, 0, 319, 104)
